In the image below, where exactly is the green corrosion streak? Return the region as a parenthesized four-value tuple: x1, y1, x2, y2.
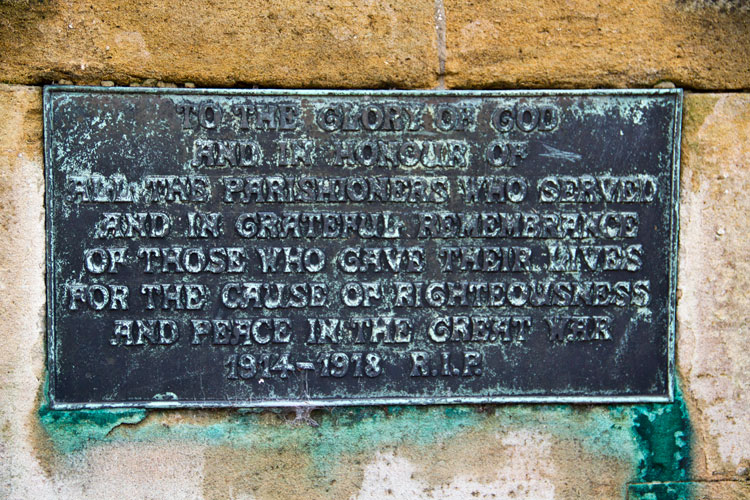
(38, 404, 147, 454)
(38, 388, 693, 497)
(37, 404, 485, 457)
(631, 388, 692, 482)
(627, 383, 694, 500)
(628, 482, 698, 500)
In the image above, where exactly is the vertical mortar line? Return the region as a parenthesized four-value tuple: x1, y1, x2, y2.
(434, 0, 447, 89)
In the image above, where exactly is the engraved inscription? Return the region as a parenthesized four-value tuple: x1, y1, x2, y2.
(44, 89, 681, 407)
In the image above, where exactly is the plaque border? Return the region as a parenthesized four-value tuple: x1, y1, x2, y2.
(43, 87, 681, 409)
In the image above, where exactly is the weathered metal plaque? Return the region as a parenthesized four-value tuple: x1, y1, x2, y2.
(44, 87, 681, 408)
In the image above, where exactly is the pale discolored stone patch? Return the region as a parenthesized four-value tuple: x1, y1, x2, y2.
(444, 0, 750, 89)
(354, 413, 636, 500)
(678, 93, 750, 478)
(355, 448, 556, 500)
(0, 84, 47, 499)
(0, 0, 439, 88)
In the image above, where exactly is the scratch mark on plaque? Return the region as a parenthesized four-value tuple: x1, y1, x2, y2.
(540, 143, 582, 162)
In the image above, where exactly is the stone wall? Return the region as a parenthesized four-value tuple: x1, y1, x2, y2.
(1, 1, 749, 499)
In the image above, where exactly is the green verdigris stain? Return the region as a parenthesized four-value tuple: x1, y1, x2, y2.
(38, 404, 147, 454)
(628, 384, 694, 500)
(39, 404, 483, 454)
(632, 391, 692, 482)
(37, 390, 693, 498)
(38, 398, 688, 462)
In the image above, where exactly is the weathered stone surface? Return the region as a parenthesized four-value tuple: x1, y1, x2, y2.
(678, 94, 750, 478)
(32, 406, 641, 500)
(0, 0, 438, 88)
(1, 84, 750, 499)
(444, 0, 750, 89)
(352, 422, 635, 500)
(0, 84, 45, 498)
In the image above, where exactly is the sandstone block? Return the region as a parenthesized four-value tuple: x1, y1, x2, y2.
(678, 93, 750, 478)
(444, 0, 750, 89)
(0, 0, 438, 88)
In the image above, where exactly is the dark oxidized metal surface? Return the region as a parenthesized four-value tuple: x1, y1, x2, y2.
(44, 87, 682, 408)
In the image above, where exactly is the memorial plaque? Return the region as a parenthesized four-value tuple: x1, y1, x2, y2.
(44, 88, 681, 408)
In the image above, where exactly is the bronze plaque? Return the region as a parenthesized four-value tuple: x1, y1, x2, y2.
(44, 88, 681, 408)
